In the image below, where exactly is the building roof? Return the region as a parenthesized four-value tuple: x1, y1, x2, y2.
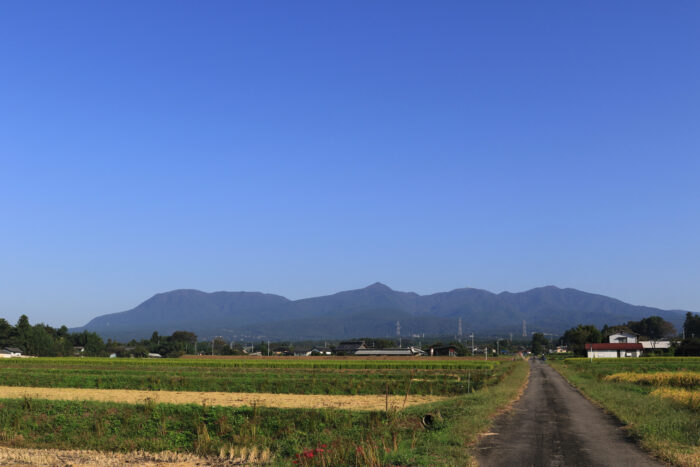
(4, 347, 23, 353)
(585, 343, 643, 350)
(335, 341, 366, 351)
(354, 348, 417, 356)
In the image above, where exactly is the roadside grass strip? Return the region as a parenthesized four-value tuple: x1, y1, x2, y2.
(651, 388, 700, 411)
(605, 372, 700, 388)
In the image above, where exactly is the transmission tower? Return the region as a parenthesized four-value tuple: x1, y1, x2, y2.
(522, 320, 527, 337)
(458, 317, 463, 338)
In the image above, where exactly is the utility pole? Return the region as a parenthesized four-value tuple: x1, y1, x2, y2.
(267, 340, 270, 357)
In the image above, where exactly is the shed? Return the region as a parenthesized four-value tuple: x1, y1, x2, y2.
(640, 340, 672, 350)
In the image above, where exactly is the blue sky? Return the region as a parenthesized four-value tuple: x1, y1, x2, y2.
(1, 1, 699, 327)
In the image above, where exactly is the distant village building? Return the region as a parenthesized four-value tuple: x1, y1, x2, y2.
(147, 352, 162, 358)
(1, 347, 23, 358)
(293, 347, 314, 357)
(354, 347, 425, 357)
(73, 346, 85, 356)
(585, 343, 643, 358)
(428, 345, 458, 357)
(335, 341, 367, 355)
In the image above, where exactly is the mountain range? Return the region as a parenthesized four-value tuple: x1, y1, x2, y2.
(71, 283, 691, 342)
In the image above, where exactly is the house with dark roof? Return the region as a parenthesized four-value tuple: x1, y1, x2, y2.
(354, 347, 425, 357)
(334, 341, 367, 355)
(585, 343, 643, 358)
(427, 345, 458, 357)
(1, 347, 23, 358)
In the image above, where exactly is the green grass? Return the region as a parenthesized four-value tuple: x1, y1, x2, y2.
(551, 359, 700, 466)
(0, 359, 529, 465)
(0, 358, 502, 396)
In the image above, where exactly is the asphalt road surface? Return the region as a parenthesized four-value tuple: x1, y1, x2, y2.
(476, 359, 663, 467)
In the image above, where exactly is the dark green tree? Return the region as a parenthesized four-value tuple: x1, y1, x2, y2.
(683, 312, 700, 339)
(626, 316, 676, 340)
(531, 332, 548, 354)
(562, 324, 601, 356)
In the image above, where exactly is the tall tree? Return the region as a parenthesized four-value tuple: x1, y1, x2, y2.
(562, 324, 601, 356)
(627, 316, 676, 340)
(531, 332, 548, 354)
(683, 312, 700, 339)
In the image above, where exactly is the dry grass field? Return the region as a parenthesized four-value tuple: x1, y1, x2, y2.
(0, 446, 241, 466)
(0, 385, 445, 411)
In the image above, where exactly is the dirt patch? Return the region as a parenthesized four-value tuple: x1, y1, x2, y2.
(0, 446, 239, 466)
(0, 386, 445, 411)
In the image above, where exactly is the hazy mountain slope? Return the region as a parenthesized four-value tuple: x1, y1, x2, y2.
(72, 283, 690, 341)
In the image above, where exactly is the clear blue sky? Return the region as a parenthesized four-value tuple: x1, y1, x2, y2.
(1, 1, 698, 327)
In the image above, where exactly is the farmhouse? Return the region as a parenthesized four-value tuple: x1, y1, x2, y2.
(428, 345, 458, 357)
(293, 347, 314, 357)
(585, 343, 643, 358)
(1, 347, 23, 358)
(311, 346, 333, 356)
(354, 347, 425, 357)
(334, 341, 367, 355)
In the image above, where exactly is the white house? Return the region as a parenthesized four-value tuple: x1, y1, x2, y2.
(608, 332, 638, 344)
(586, 343, 643, 358)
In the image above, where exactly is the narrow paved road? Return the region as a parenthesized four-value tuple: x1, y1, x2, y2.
(476, 359, 663, 467)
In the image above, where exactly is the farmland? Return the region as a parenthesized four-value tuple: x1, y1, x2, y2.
(0, 357, 529, 465)
(0, 357, 500, 395)
(551, 357, 700, 466)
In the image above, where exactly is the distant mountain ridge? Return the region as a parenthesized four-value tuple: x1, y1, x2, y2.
(72, 283, 691, 341)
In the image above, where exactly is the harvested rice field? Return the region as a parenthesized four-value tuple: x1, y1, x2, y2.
(0, 385, 446, 411)
(0, 357, 528, 465)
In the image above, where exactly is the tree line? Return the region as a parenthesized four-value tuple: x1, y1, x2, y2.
(551, 313, 700, 356)
(0, 315, 203, 358)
